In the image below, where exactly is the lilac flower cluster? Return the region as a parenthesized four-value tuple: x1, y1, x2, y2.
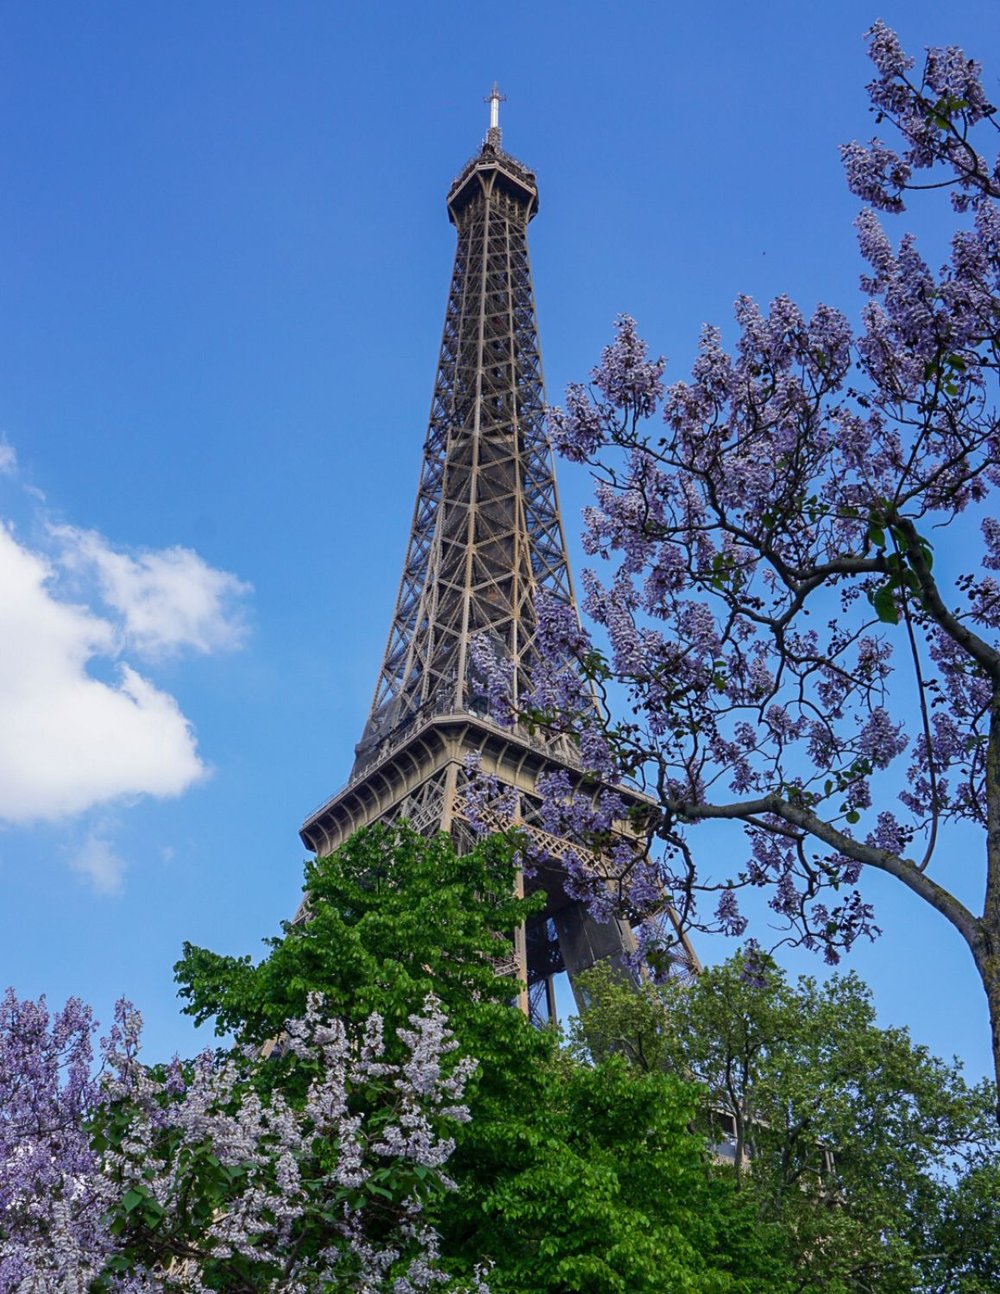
(535, 769, 661, 921)
(548, 316, 664, 464)
(590, 314, 665, 417)
(459, 753, 519, 839)
(526, 592, 596, 718)
(1, 989, 484, 1292)
(841, 20, 997, 213)
(715, 889, 748, 938)
(375, 999, 477, 1187)
(468, 635, 515, 729)
(0, 990, 112, 1291)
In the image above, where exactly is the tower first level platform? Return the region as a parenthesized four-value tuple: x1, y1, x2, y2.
(301, 711, 678, 1021)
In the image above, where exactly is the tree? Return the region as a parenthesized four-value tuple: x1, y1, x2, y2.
(530, 21, 1000, 1108)
(922, 1161, 1000, 1292)
(0, 982, 483, 1291)
(176, 824, 793, 1292)
(571, 953, 999, 1292)
(0, 990, 113, 1290)
(93, 993, 482, 1292)
(175, 826, 536, 1068)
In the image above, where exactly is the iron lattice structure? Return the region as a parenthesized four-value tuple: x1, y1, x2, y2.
(301, 111, 698, 1019)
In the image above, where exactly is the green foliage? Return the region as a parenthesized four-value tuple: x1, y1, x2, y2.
(922, 1161, 1000, 1291)
(454, 1052, 789, 1293)
(571, 954, 999, 1292)
(177, 825, 535, 1047)
(175, 827, 793, 1290)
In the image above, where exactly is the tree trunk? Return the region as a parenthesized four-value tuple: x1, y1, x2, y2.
(983, 960, 1000, 1125)
(733, 1108, 747, 1182)
(981, 688, 1000, 1122)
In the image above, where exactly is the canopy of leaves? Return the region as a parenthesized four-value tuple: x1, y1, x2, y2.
(571, 952, 999, 1292)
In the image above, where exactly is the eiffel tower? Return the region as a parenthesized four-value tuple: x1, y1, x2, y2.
(301, 88, 697, 1020)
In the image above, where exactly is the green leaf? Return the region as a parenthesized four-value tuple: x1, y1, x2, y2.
(871, 585, 899, 625)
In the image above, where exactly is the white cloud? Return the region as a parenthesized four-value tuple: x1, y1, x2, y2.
(51, 525, 251, 658)
(0, 439, 252, 849)
(0, 522, 206, 824)
(70, 831, 127, 896)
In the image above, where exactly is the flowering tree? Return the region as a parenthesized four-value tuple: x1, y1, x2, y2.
(3, 830, 827, 1290)
(539, 23, 1000, 1108)
(98, 994, 481, 1292)
(0, 986, 483, 1292)
(0, 989, 113, 1290)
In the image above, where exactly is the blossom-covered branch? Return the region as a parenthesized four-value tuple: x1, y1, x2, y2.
(538, 24, 1000, 1112)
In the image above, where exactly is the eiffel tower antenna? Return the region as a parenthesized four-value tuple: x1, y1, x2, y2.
(300, 107, 698, 1021)
(485, 81, 505, 148)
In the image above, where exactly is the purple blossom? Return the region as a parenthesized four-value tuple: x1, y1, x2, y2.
(460, 753, 519, 837)
(771, 868, 801, 920)
(468, 634, 515, 728)
(923, 43, 992, 119)
(715, 890, 748, 938)
(841, 139, 911, 212)
(866, 19, 914, 79)
(547, 384, 607, 463)
(983, 517, 1000, 570)
(866, 811, 910, 857)
(846, 22, 998, 212)
(739, 942, 770, 990)
(591, 314, 665, 416)
(856, 707, 908, 770)
(0, 991, 111, 1290)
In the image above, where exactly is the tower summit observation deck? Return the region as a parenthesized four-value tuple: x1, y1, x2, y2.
(301, 91, 697, 1020)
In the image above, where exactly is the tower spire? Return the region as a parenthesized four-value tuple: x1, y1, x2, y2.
(485, 81, 506, 149)
(300, 125, 698, 1021)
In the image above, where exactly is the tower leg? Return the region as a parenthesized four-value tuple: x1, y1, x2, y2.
(545, 973, 558, 1023)
(513, 871, 529, 1016)
(551, 901, 637, 1012)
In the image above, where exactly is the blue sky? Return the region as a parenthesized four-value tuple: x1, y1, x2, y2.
(2, 0, 999, 1077)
